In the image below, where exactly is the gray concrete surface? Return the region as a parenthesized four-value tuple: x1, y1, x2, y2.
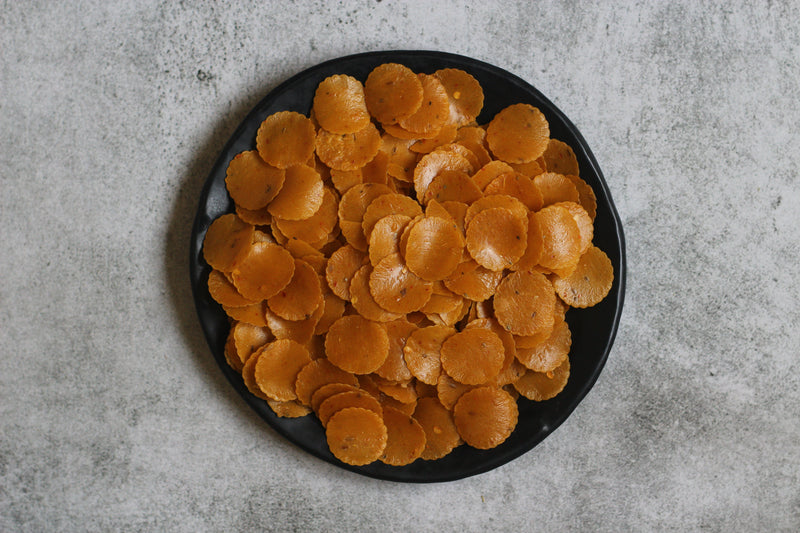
(2, 1, 798, 531)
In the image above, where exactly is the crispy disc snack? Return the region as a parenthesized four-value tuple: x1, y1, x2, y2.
(379, 406, 427, 466)
(295, 358, 359, 406)
(203, 214, 254, 272)
(403, 325, 454, 385)
(453, 386, 518, 449)
(266, 259, 323, 321)
(405, 216, 465, 281)
(552, 245, 614, 308)
(313, 74, 371, 134)
(318, 389, 383, 427)
(465, 207, 528, 271)
(414, 397, 462, 460)
(316, 122, 382, 171)
(440, 328, 505, 385)
(256, 111, 316, 169)
(494, 271, 556, 337)
(486, 103, 549, 164)
(225, 150, 286, 210)
(325, 315, 389, 374)
(254, 340, 312, 401)
(230, 241, 295, 301)
(433, 68, 484, 126)
(398, 73, 449, 135)
(364, 63, 424, 124)
(267, 165, 324, 221)
(369, 253, 433, 315)
(514, 357, 571, 401)
(203, 61, 615, 467)
(326, 407, 388, 466)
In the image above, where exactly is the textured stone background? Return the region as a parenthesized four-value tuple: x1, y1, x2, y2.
(2, 1, 798, 531)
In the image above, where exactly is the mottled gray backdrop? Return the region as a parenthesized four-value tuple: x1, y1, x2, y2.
(1, 1, 798, 531)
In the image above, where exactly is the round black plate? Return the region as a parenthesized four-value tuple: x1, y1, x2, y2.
(189, 50, 626, 482)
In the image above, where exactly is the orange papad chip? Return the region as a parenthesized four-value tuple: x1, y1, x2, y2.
(515, 314, 571, 372)
(398, 74, 450, 136)
(493, 270, 556, 337)
(325, 314, 389, 374)
(325, 244, 367, 300)
(443, 260, 503, 302)
(241, 349, 270, 401)
(513, 357, 570, 401)
(403, 325, 454, 385)
(374, 319, 417, 382)
(404, 216, 465, 281)
(274, 187, 338, 244)
(295, 358, 359, 406)
(483, 171, 543, 211)
(208, 269, 257, 308)
(203, 214, 254, 272)
(465, 207, 528, 271)
(314, 290, 346, 335)
(230, 241, 295, 301)
(534, 172, 580, 207)
(424, 170, 483, 205)
(512, 211, 544, 272)
(318, 389, 383, 427)
(413, 149, 474, 200)
(266, 305, 322, 345)
(436, 371, 476, 410)
(310, 382, 360, 413)
(235, 204, 273, 226)
(414, 397, 461, 460)
(349, 264, 404, 322)
(464, 194, 528, 227)
(225, 150, 286, 210)
(266, 398, 312, 418)
(486, 103, 549, 164)
(224, 302, 269, 327)
(326, 407, 388, 466)
(472, 160, 515, 191)
(368, 214, 412, 267)
(362, 193, 422, 240)
(453, 386, 518, 449)
(364, 63, 424, 125)
(267, 165, 324, 221)
(566, 174, 598, 221)
(552, 201, 593, 255)
(381, 133, 418, 182)
(316, 122, 382, 171)
(464, 317, 523, 387)
(539, 139, 580, 176)
(205, 61, 615, 465)
(254, 339, 312, 401)
(410, 123, 459, 154)
(380, 406, 427, 466)
(232, 321, 272, 368)
(535, 204, 582, 271)
(552, 245, 614, 308)
(369, 253, 433, 315)
(313, 74, 371, 134)
(256, 111, 316, 169)
(266, 259, 323, 321)
(433, 68, 484, 126)
(440, 327, 505, 385)
(508, 159, 545, 178)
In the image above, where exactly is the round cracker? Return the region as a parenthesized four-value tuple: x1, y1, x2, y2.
(486, 103, 550, 164)
(313, 74, 371, 134)
(453, 386, 518, 449)
(325, 315, 389, 374)
(493, 270, 556, 337)
(326, 407, 388, 466)
(440, 328, 505, 385)
(256, 111, 316, 169)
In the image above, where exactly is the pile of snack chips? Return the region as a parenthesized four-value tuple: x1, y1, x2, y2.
(203, 62, 614, 466)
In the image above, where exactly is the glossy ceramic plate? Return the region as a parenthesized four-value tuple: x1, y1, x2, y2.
(189, 51, 626, 482)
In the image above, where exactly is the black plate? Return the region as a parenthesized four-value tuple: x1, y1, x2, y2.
(189, 51, 626, 482)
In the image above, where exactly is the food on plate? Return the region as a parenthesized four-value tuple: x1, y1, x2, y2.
(202, 62, 613, 466)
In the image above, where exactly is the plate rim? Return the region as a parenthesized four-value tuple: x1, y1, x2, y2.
(189, 50, 626, 483)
